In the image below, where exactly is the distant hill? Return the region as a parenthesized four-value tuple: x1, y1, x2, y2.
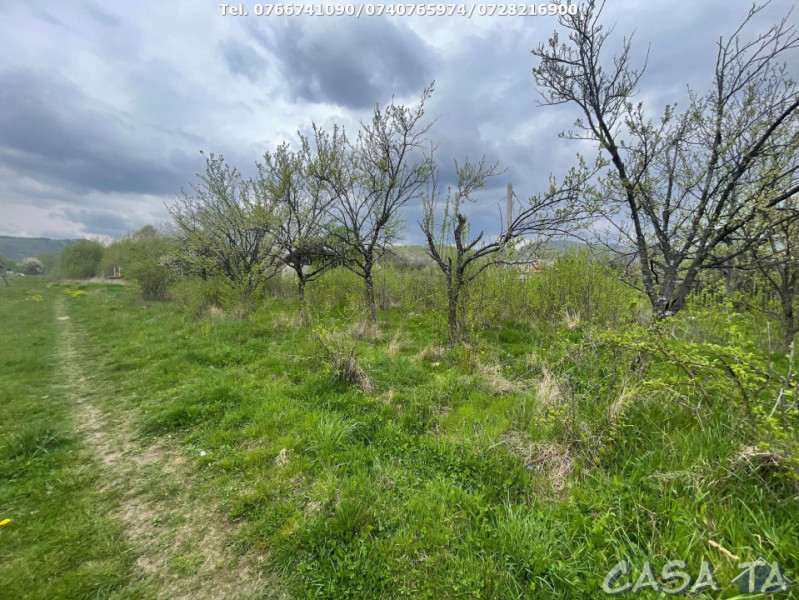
(0, 236, 82, 261)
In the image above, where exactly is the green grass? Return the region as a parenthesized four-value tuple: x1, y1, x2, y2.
(0, 279, 146, 600)
(3, 271, 798, 599)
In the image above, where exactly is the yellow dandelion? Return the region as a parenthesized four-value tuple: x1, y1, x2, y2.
(0, 519, 10, 526)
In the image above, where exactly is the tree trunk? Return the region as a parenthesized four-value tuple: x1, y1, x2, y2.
(651, 264, 683, 319)
(297, 275, 307, 322)
(780, 292, 796, 352)
(365, 270, 376, 325)
(447, 282, 459, 345)
(723, 266, 738, 294)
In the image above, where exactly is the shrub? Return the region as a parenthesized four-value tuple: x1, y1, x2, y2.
(524, 251, 638, 326)
(171, 276, 237, 317)
(37, 253, 59, 275)
(127, 238, 174, 301)
(19, 257, 44, 275)
(60, 240, 104, 279)
(313, 325, 373, 393)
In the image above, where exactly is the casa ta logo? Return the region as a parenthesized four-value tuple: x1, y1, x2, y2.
(602, 558, 792, 595)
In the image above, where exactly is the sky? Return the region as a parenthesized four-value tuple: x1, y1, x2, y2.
(0, 0, 796, 243)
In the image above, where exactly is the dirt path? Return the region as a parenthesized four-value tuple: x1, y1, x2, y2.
(55, 298, 285, 600)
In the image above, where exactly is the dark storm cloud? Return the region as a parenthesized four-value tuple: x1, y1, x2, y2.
(403, 1, 799, 243)
(0, 69, 194, 196)
(1, 0, 797, 239)
(61, 208, 135, 236)
(255, 19, 437, 108)
(217, 39, 268, 83)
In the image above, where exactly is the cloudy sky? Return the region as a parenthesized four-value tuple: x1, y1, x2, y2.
(0, 0, 796, 242)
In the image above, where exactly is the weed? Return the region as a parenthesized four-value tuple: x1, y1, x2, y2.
(313, 326, 374, 393)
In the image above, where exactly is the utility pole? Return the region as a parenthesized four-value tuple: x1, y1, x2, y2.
(503, 183, 514, 273)
(506, 183, 513, 234)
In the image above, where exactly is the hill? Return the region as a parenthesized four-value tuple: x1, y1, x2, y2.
(0, 236, 82, 261)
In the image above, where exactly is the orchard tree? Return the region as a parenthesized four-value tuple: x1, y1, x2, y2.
(254, 134, 338, 315)
(167, 152, 280, 307)
(532, 0, 799, 318)
(421, 156, 592, 343)
(314, 85, 435, 325)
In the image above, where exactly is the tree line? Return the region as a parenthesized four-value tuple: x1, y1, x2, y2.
(159, 1, 797, 345)
(10, 1, 797, 348)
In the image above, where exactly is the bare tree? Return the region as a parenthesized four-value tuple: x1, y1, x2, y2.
(421, 156, 591, 344)
(733, 195, 799, 350)
(167, 152, 280, 308)
(532, 0, 799, 318)
(313, 85, 435, 325)
(254, 134, 338, 316)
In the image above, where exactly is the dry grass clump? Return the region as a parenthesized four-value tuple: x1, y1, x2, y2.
(524, 352, 541, 369)
(387, 330, 403, 358)
(477, 360, 516, 395)
(206, 306, 225, 319)
(728, 445, 799, 493)
(500, 431, 575, 494)
(274, 448, 290, 467)
(416, 344, 446, 364)
(314, 327, 374, 393)
(534, 368, 565, 411)
(562, 308, 581, 330)
(348, 319, 384, 341)
(271, 312, 302, 332)
(607, 386, 636, 421)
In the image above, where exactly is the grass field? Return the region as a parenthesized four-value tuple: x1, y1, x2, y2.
(1, 275, 797, 599)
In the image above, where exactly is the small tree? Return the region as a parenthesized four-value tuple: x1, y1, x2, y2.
(107, 225, 175, 301)
(254, 135, 338, 316)
(421, 157, 591, 343)
(167, 152, 280, 309)
(60, 240, 104, 279)
(19, 257, 44, 275)
(314, 85, 435, 325)
(0, 253, 17, 273)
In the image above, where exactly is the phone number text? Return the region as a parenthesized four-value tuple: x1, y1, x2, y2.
(220, 3, 580, 17)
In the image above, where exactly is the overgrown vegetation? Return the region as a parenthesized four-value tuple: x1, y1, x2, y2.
(4, 2, 798, 598)
(4, 252, 797, 598)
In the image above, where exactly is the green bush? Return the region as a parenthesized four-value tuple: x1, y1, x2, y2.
(127, 239, 173, 301)
(524, 251, 638, 326)
(60, 240, 104, 279)
(171, 276, 237, 316)
(37, 253, 59, 276)
(19, 257, 44, 275)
